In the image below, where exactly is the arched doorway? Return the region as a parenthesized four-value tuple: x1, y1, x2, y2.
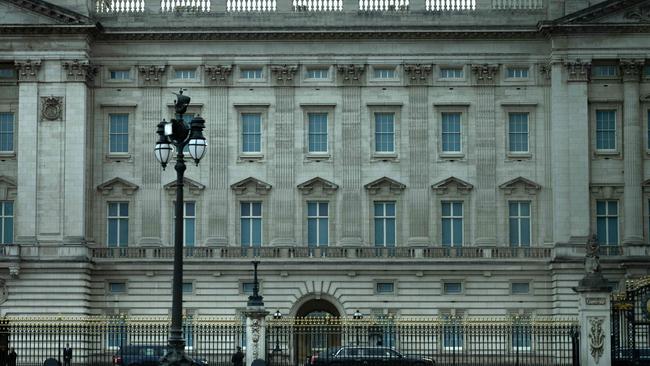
(293, 298, 342, 365)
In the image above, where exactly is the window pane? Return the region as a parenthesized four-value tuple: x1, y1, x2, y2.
(608, 200, 618, 214)
(108, 219, 118, 247)
(386, 218, 395, 246)
(119, 203, 128, 217)
(319, 202, 328, 216)
(252, 219, 261, 246)
(108, 203, 118, 217)
(186, 202, 195, 216)
(442, 218, 451, 246)
(318, 218, 328, 246)
(241, 218, 250, 246)
(512, 282, 530, 294)
(520, 218, 530, 246)
(596, 217, 606, 244)
(307, 218, 317, 246)
(452, 219, 462, 246)
(442, 202, 451, 216)
(307, 202, 317, 216)
(386, 202, 395, 216)
(3, 217, 13, 244)
(596, 200, 606, 215)
(185, 218, 195, 247)
(118, 218, 128, 247)
(509, 218, 518, 246)
(241, 202, 250, 217)
(375, 219, 384, 246)
(252, 202, 261, 216)
(607, 218, 618, 245)
(520, 202, 530, 216)
(4, 202, 13, 216)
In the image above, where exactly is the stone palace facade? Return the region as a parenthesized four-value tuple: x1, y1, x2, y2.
(0, 0, 649, 318)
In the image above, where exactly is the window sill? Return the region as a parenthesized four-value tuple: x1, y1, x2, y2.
(105, 79, 134, 83)
(439, 153, 465, 161)
(371, 153, 398, 162)
(305, 153, 331, 162)
(0, 152, 16, 159)
(506, 153, 532, 160)
(593, 150, 621, 159)
(105, 153, 132, 162)
(238, 154, 264, 162)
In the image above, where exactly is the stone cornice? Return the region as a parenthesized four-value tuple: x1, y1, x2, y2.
(62, 60, 98, 83)
(204, 64, 233, 85)
(403, 64, 433, 85)
(270, 65, 299, 86)
(565, 59, 591, 82)
(14, 60, 41, 82)
(619, 59, 645, 82)
(336, 64, 365, 85)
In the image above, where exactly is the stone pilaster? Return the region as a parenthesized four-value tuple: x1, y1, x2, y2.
(14, 60, 41, 244)
(620, 60, 644, 245)
(138, 65, 166, 246)
(471, 64, 498, 246)
(404, 64, 432, 246)
(269, 65, 298, 246)
(204, 65, 232, 246)
(565, 60, 591, 243)
(540, 63, 554, 244)
(337, 65, 364, 246)
(61, 60, 96, 244)
(550, 61, 571, 244)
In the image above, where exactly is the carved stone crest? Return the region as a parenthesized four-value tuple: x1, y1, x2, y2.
(40, 96, 64, 121)
(588, 317, 605, 363)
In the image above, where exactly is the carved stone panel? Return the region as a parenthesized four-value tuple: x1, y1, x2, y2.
(40, 96, 64, 122)
(588, 316, 605, 364)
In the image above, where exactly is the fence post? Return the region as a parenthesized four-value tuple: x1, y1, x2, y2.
(572, 237, 612, 366)
(244, 309, 269, 366)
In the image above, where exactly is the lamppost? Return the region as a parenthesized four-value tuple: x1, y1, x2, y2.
(273, 310, 282, 352)
(353, 310, 363, 346)
(155, 90, 207, 366)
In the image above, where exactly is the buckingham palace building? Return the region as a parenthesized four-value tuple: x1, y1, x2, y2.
(0, 0, 649, 319)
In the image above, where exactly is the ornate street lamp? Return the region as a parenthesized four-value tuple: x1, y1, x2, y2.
(273, 310, 282, 352)
(353, 310, 363, 346)
(155, 90, 207, 366)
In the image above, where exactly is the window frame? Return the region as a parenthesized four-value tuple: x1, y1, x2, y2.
(239, 279, 261, 295)
(304, 66, 332, 82)
(105, 67, 134, 83)
(182, 281, 195, 294)
(503, 106, 535, 160)
(510, 281, 532, 295)
(442, 280, 464, 295)
(103, 107, 135, 161)
(440, 111, 463, 155)
(505, 66, 530, 80)
(370, 65, 399, 81)
(170, 66, 201, 84)
(108, 113, 130, 155)
(236, 107, 267, 161)
(238, 66, 265, 82)
(595, 199, 619, 246)
(644, 107, 650, 156)
(375, 281, 396, 295)
(106, 201, 130, 248)
(107, 281, 128, 295)
(303, 107, 334, 160)
(306, 201, 329, 248)
(373, 201, 397, 248)
(441, 201, 464, 247)
(508, 200, 531, 247)
(506, 112, 531, 156)
(591, 104, 622, 157)
(172, 201, 198, 247)
(0, 200, 14, 244)
(369, 106, 401, 160)
(0, 64, 17, 82)
(435, 105, 468, 160)
(438, 66, 465, 81)
(591, 63, 619, 80)
(0, 110, 16, 157)
(239, 201, 263, 248)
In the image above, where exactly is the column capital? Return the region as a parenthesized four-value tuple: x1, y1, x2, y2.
(61, 59, 98, 83)
(471, 64, 499, 84)
(14, 60, 41, 82)
(336, 64, 365, 85)
(204, 64, 233, 85)
(403, 64, 433, 86)
(270, 64, 299, 86)
(564, 59, 591, 82)
(619, 59, 645, 82)
(138, 65, 167, 85)
(539, 63, 552, 80)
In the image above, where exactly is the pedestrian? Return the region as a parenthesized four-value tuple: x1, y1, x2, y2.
(63, 344, 72, 366)
(8, 347, 17, 366)
(231, 346, 244, 366)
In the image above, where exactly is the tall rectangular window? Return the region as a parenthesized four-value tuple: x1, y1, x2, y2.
(0, 112, 14, 152)
(508, 113, 529, 153)
(241, 202, 262, 247)
(507, 67, 529, 78)
(173, 201, 196, 247)
(375, 113, 395, 153)
(307, 202, 328, 247)
(308, 113, 328, 153)
(374, 202, 396, 247)
(241, 68, 263, 79)
(440, 68, 463, 78)
(441, 112, 461, 153)
(374, 68, 396, 79)
(596, 110, 616, 150)
(109, 113, 129, 153)
(509, 201, 531, 247)
(242, 113, 262, 153)
(0, 201, 13, 244)
(596, 200, 618, 245)
(107, 202, 128, 247)
(442, 202, 463, 247)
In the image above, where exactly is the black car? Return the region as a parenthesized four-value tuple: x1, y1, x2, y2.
(112, 345, 208, 366)
(311, 346, 434, 366)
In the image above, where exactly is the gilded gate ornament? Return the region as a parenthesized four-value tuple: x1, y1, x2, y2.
(251, 318, 261, 359)
(40, 96, 64, 121)
(588, 317, 605, 364)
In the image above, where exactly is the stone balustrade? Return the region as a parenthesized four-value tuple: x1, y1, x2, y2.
(94, 0, 541, 13)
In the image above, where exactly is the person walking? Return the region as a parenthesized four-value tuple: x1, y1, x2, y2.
(8, 348, 17, 366)
(63, 344, 72, 366)
(231, 346, 244, 366)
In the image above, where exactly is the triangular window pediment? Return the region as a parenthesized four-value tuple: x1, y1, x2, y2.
(97, 177, 139, 196)
(0, 0, 92, 25)
(549, 0, 650, 25)
(230, 177, 272, 195)
(364, 176, 406, 195)
(163, 177, 205, 196)
(499, 177, 541, 195)
(297, 177, 338, 195)
(0, 176, 17, 200)
(431, 176, 473, 195)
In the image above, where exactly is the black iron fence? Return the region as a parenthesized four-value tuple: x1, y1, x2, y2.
(266, 317, 580, 366)
(0, 316, 244, 366)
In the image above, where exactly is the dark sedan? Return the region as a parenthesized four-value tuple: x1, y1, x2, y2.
(311, 346, 434, 366)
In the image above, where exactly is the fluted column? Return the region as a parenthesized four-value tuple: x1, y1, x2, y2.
(269, 65, 298, 246)
(471, 65, 498, 246)
(14, 60, 41, 244)
(138, 65, 166, 246)
(621, 60, 644, 244)
(540, 63, 554, 244)
(337, 65, 365, 246)
(550, 61, 570, 243)
(404, 64, 432, 246)
(204, 65, 233, 246)
(61, 60, 96, 244)
(565, 60, 590, 242)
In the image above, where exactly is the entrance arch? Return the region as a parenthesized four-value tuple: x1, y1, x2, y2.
(290, 295, 344, 365)
(290, 294, 346, 318)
